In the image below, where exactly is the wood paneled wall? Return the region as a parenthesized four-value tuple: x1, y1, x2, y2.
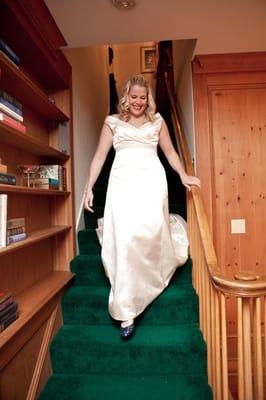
(192, 52, 266, 278)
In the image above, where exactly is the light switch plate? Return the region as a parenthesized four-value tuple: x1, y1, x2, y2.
(231, 219, 246, 234)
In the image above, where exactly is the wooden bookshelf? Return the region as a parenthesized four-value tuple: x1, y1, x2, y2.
(0, 53, 69, 121)
(0, 120, 69, 159)
(0, 183, 70, 195)
(0, 271, 75, 370)
(0, 226, 71, 257)
(0, 1, 75, 398)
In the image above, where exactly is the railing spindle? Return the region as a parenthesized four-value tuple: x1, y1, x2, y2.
(237, 297, 244, 400)
(254, 297, 263, 400)
(221, 293, 229, 400)
(243, 298, 253, 399)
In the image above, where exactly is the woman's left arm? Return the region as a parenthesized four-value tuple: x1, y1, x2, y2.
(158, 120, 200, 191)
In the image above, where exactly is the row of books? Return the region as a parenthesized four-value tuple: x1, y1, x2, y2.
(1, 39, 25, 133)
(0, 195, 27, 248)
(0, 292, 19, 333)
(0, 164, 66, 191)
(0, 88, 25, 133)
(20, 164, 67, 191)
(0, 39, 20, 68)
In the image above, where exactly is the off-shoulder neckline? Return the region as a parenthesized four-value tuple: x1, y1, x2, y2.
(108, 113, 161, 130)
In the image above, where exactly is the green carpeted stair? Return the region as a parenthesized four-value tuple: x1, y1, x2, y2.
(39, 177, 212, 399)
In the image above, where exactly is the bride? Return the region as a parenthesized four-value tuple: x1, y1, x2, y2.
(84, 75, 200, 339)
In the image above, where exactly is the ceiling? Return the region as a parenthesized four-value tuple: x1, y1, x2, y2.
(44, 0, 266, 52)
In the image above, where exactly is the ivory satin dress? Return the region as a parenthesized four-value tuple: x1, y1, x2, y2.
(96, 112, 188, 321)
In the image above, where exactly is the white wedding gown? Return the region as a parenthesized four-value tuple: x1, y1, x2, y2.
(96, 113, 188, 321)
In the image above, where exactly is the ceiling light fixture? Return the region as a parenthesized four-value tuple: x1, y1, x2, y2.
(111, 0, 136, 11)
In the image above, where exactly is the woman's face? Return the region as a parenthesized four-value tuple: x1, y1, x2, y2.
(128, 85, 148, 118)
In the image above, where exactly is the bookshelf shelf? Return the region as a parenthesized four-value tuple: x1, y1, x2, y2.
(0, 2, 75, 397)
(0, 225, 71, 257)
(0, 53, 69, 121)
(0, 183, 70, 195)
(0, 121, 69, 160)
(0, 271, 74, 369)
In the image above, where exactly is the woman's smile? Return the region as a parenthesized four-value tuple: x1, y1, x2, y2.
(128, 85, 148, 117)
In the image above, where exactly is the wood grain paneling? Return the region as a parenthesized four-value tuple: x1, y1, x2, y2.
(193, 54, 266, 278)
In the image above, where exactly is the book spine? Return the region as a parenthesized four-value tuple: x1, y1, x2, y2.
(0, 301, 18, 320)
(7, 226, 26, 236)
(0, 97, 22, 116)
(0, 173, 16, 185)
(0, 112, 26, 133)
(7, 232, 27, 244)
(7, 218, 25, 229)
(0, 194, 7, 248)
(0, 297, 14, 311)
(0, 40, 20, 66)
(0, 291, 13, 305)
(0, 90, 22, 111)
(0, 311, 19, 332)
(0, 103, 23, 122)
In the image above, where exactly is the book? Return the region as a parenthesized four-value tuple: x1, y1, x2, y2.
(0, 49, 19, 69)
(33, 183, 59, 190)
(0, 311, 19, 332)
(30, 178, 59, 185)
(0, 301, 18, 320)
(0, 296, 14, 312)
(0, 112, 26, 133)
(0, 90, 22, 112)
(0, 194, 7, 248)
(0, 97, 22, 116)
(7, 226, 26, 236)
(0, 292, 12, 306)
(39, 165, 66, 190)
(0, 102, 23, 122)
(0, 172, 16, 185)
(0, 39, 20, 66)
(7, 232, 27, 244)
(7, 217, 25, 229)
(58, 121, 70, 155)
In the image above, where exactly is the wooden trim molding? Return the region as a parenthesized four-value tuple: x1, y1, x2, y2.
(26, 305, 59, 400)
(193, 52, 266, 74)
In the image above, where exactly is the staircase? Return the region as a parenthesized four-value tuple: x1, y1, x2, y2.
(39, 177, 212, 399)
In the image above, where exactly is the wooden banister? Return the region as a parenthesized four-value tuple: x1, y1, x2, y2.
(165, 74, 266, 399)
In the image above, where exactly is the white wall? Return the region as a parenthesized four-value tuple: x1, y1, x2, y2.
(64, 45, 109, 233)
(113, 41, 156, 98)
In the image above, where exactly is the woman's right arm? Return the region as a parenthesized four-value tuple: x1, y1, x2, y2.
(84, 123, 113, 212)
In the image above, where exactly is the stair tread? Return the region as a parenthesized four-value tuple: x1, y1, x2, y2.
(53, 323, 205, 349)
(39, 373, 212, 400)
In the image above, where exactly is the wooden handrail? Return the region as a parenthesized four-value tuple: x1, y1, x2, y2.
(165, 73, 266, 400)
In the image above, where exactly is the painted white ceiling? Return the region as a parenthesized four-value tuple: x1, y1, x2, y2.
(44, 0, 266, 53)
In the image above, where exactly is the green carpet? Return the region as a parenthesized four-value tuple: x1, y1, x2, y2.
(39, 183, 212, 399)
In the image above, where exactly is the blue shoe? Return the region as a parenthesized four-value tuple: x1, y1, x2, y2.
(120, 322, 135, 339)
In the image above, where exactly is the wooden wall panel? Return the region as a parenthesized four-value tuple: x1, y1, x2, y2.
(210, 85, 266, 276)
(192, 53, 266, 278)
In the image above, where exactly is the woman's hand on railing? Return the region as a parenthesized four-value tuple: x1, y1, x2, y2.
(84, 188, 94, 213)
(180, 173, 201, 191)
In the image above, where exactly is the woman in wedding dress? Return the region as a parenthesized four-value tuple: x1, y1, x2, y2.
(84, 75, 200, 338)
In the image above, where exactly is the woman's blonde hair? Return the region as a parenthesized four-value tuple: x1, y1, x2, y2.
(118, 75, 156, 122)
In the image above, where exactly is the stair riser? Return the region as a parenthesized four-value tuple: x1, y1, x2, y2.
(62, 290, 199, 325)
(70, 258, 109, 287)
(70, 257, 193, 287)
(78, 230, 101, 255)
(51, 342, 207, 376)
